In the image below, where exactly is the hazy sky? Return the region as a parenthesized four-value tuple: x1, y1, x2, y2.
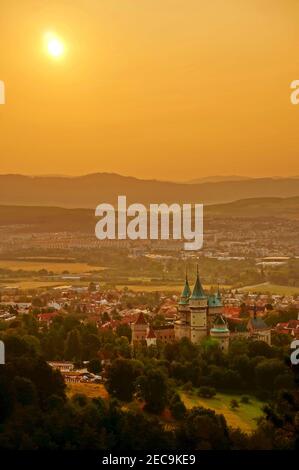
(1, 0, 299, 180)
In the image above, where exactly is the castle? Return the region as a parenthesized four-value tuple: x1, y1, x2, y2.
(131, 267, 271, 352)
(174, 267, 230, 352)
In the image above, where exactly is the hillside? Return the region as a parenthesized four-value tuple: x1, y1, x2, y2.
(0, 173, 299, 208)
(0, 196, 299, 233)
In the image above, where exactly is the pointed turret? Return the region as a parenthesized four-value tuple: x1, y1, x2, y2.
(179, 270, 191, 305)
(190, 265, 206, 300)
(211, 314, 229, 332)
(210, 314, 230, 352)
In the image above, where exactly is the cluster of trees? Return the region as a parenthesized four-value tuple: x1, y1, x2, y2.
(1, 337, 298, 450)
(0, 249, 271, 289)
(0, 311, 298, 449)
(268, 259, 299, 287)
(0, 314, 134, 365)
(105, 336, 295, 416)
(0, 313, 296, 401)
(0, 351, 298, 450)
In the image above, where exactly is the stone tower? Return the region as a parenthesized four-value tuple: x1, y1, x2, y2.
(210, 315, 230, 353)
(175, 273, 191, 340)
(207, 287, 223, 332)
(131, 311, 148, 344)
(188, 266, 208, 343)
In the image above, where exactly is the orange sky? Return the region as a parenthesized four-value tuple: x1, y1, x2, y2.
(1, 0, 299, 181)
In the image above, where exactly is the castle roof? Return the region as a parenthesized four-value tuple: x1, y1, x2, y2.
(247, 317, 268, 331)
(179, 275, 191, 305)
(210, 314, 229, 333)
(146, 326, 156, 339)
(190, 267, 206, 300)
(134, 312, 147, 325)
(208, 293, 222, 307)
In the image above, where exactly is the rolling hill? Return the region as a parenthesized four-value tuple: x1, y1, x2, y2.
(0, 173, 299, 208)
(0, 196, 299, 233)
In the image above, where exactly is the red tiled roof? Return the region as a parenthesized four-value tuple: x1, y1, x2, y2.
(223, 307, 241, 316)
(134, 312, 147, 325)
(37, 312, 59, 321)
(146, 326, 156, 339)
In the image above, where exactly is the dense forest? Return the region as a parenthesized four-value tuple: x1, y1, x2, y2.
(0, 313, 298, 450)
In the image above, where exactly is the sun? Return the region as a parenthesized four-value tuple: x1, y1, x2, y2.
(44, 32, 65, 59)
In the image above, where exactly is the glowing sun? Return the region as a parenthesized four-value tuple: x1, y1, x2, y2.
(44, 32, 65, 59)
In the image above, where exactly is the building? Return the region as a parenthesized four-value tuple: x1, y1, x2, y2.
(131, 312, 148, 343)
(48, 361, 74, 373)
(247, 315, 271, 345)
(210, 315, 230, 352)
(174, 266, 271, 348)
(131, 312, 175, 346)
(175, 267, 227, 344)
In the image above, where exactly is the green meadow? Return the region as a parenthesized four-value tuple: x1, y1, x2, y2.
(179, 390, 264, 433)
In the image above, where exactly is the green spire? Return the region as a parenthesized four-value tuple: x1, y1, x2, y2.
(179, 269, 191, 304)
(190, 265, 206, 300)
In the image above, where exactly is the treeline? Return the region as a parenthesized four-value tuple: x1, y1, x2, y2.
(0, 313, 296, 398)
(0, 311, 298, 449)
(0, 334, 298, 449)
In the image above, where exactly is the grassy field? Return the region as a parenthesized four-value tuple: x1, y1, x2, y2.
(66, 382, 109, 400)
(0, 259, 105, 274)
(116, 284, 230, 293)
(66, 384, 263, 433)
(0, 280, 69, 289)
(116, 284, 183, 292)
(179, 390, 264, 433)
(240, 282, 299, 295)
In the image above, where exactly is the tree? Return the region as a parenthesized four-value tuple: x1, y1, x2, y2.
(64, 329, 82, 361)
(14, 376, 37, 406)
(255, 359, 286, 391)
(116, 324, 132, 342)
(230, 399, 239, 410)
(106, 358, 143, 401)
(248, 341, 274, 358)
(169, 393, 186, 420)
(114, 336, 131, 358)
(88, 282, 97, 292)
(137, 369, 168, 414)
(82, 333, 101, 360)
(177, 407, 230, 450)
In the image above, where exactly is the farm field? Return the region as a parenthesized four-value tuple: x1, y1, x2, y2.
(116, 284, 230, 293)
(66, 383, 109, 400)
(179, 390, 264, 433)
(0, 280, 68, 289)
(240, 282, 299, 295)
(0, 259, 106, 274)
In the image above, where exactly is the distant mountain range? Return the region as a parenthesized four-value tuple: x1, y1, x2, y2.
(186, 175, 299, 184)
(0, 173, 299, 208)
(1, 196, 299, 233)
(186, 175, 253, 184)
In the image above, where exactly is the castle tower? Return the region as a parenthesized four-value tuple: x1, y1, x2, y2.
(188, 266, 208, 343)
(174, 272, 191, 340)
(131, 311, 148, 344)
(207, 286, 223, 332)
(210, 315, 230, 353)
